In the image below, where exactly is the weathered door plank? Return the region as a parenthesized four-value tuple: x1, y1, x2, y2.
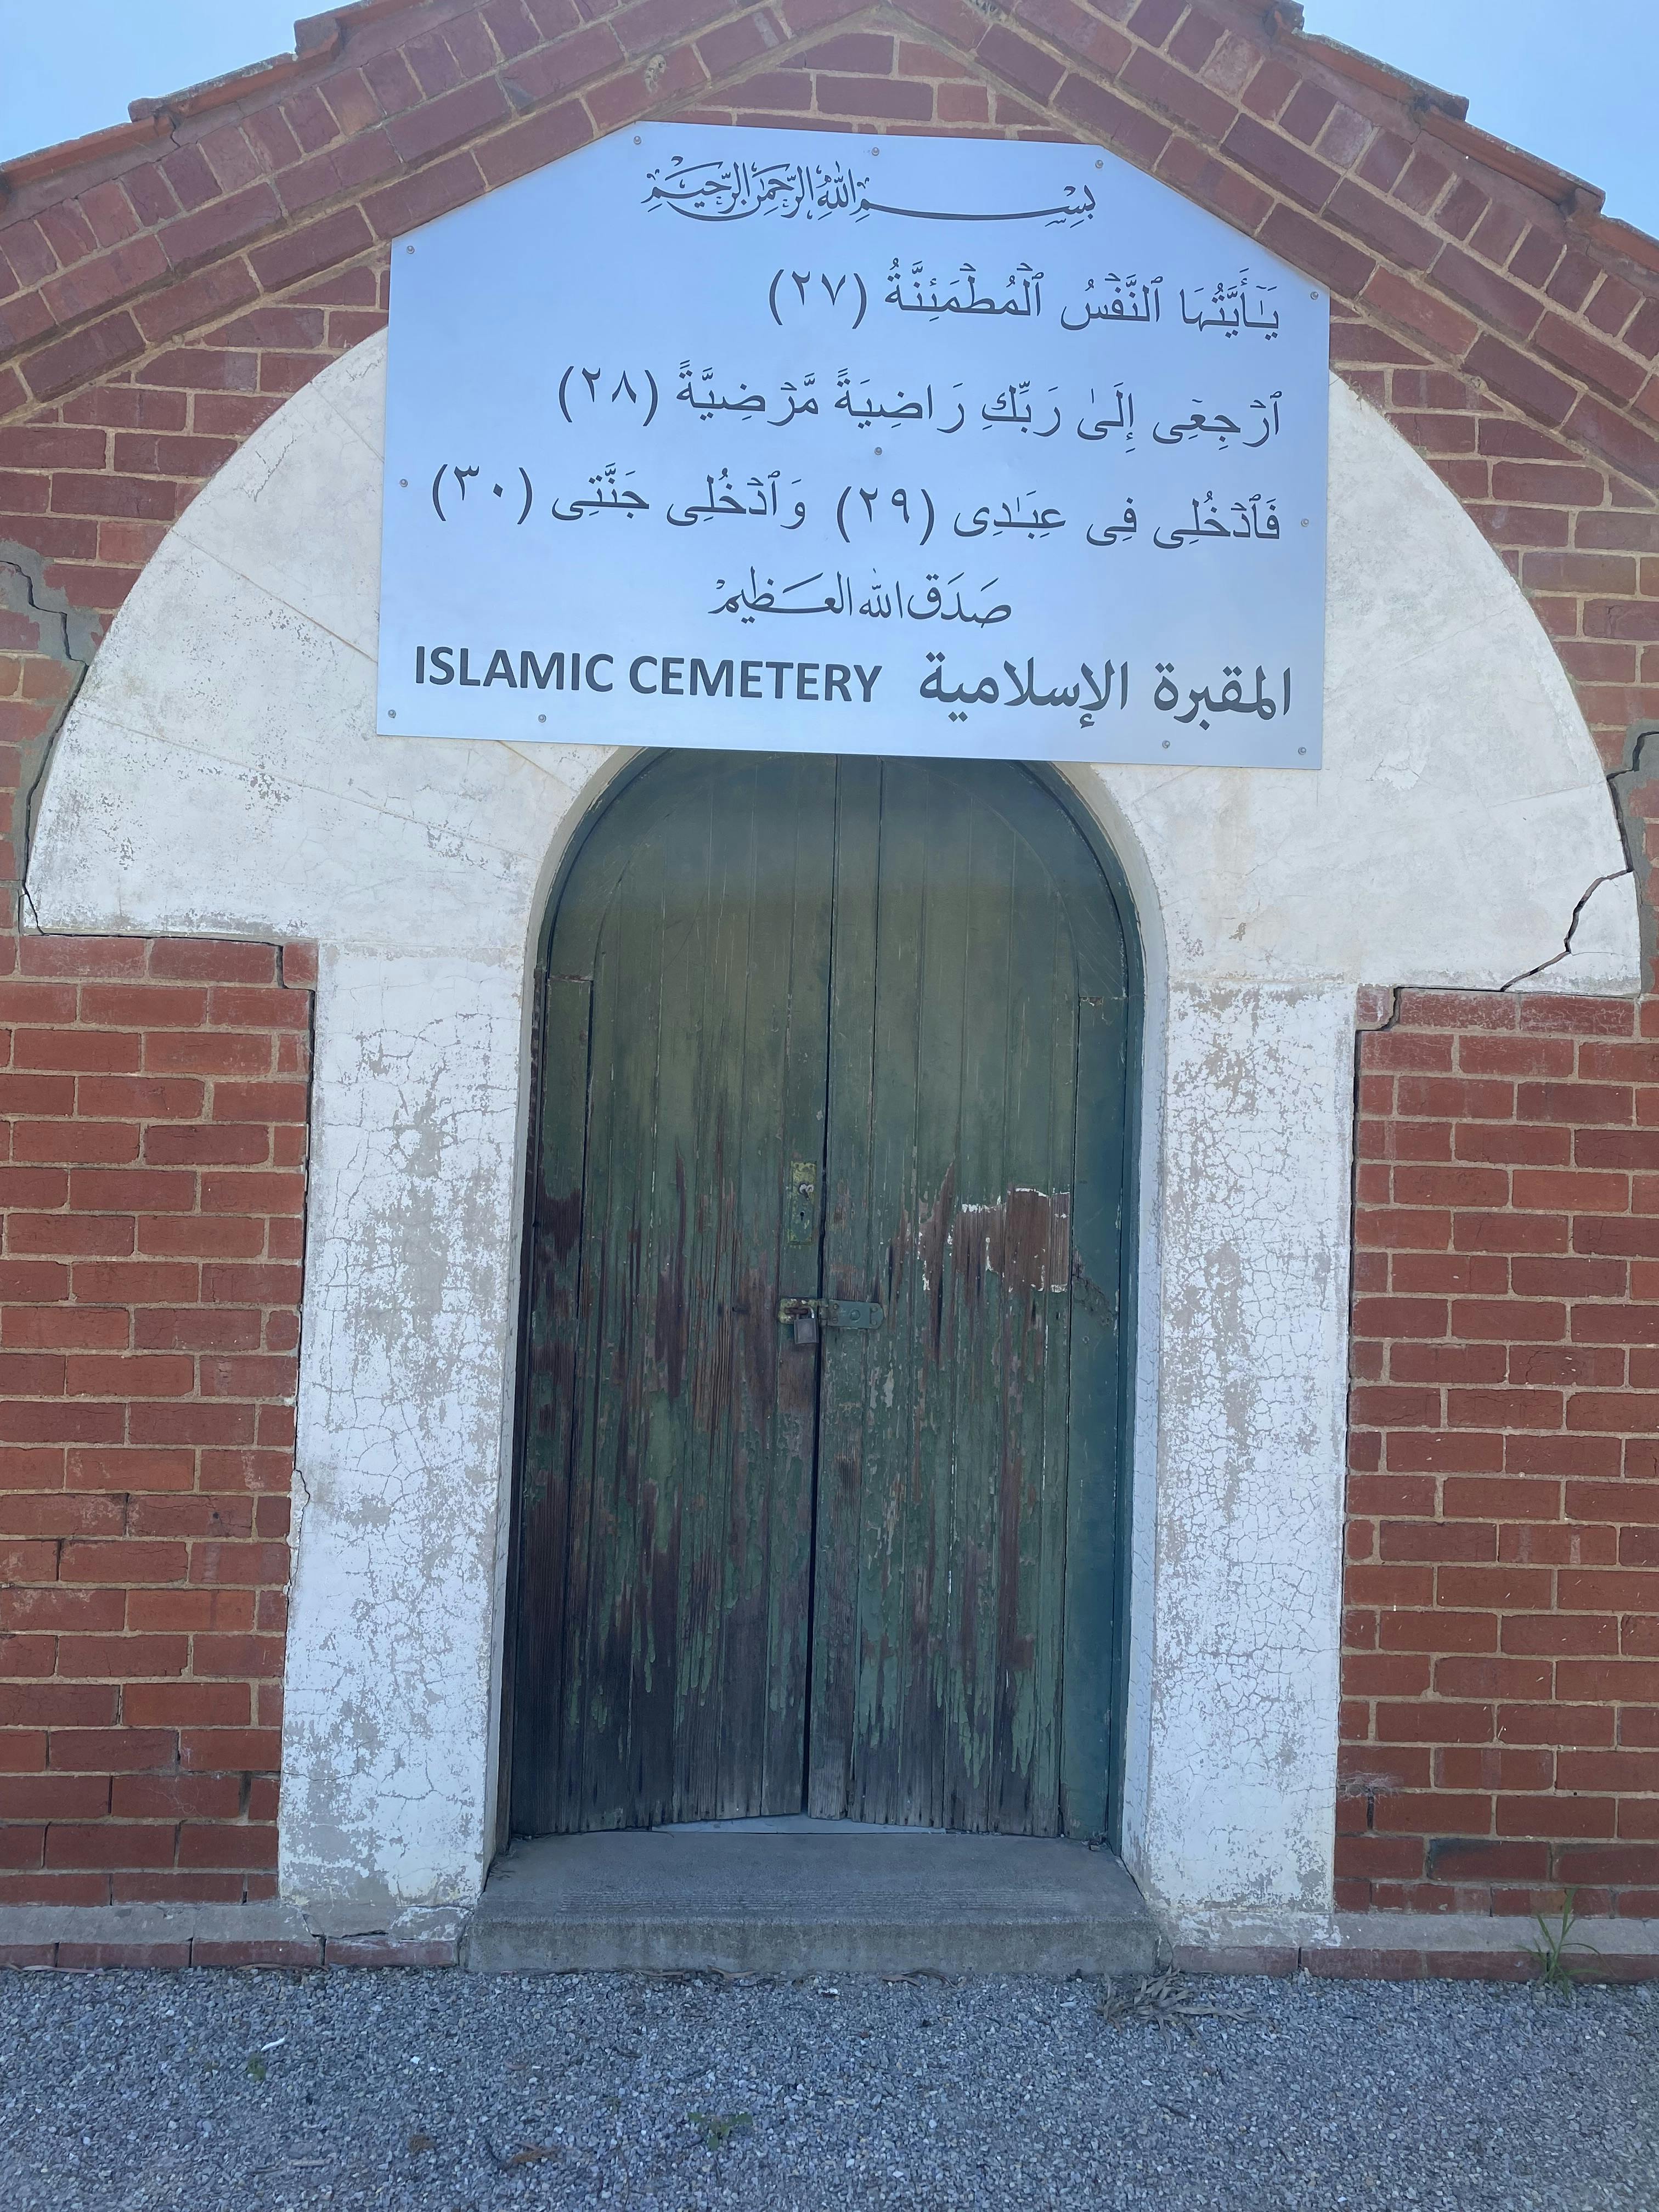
(989, 802, 1075, 1836)
(1060, 995, 1127, 1839)
(511, 971, 594, 1835)
(571, 819, 666, 1824)
(867, 772, 949, 1826)
(805, 757, 882, 1816)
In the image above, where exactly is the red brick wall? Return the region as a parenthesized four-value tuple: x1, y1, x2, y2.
(2, 0, 1659, 1909)
(0, 935, 311, 1903)
(1343, 989, 1659, 1917)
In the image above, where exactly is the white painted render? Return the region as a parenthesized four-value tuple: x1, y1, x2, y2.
(25, 329, 1639, 1927)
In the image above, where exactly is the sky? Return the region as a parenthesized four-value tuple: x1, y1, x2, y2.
(1, 0, 1655, 235)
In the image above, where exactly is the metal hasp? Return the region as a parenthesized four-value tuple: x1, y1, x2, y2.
(778, 1297, 885, 1332)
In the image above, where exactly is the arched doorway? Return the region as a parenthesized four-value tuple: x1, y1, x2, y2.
(508, 752, 1137, 1839)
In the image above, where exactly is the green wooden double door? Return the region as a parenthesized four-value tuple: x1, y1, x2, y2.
(510, 753, 1132, 1839)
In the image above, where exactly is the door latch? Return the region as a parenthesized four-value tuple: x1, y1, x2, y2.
(777, 1297, 884, 1344)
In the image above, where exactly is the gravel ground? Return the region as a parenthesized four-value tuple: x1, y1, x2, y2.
(0, 1965, 1654, 2211)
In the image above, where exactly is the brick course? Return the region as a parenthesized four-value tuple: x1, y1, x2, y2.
(0, 935, 311, 1901)
(1344, 990, 1659, 1916)
(2, 0, 1658, 1908)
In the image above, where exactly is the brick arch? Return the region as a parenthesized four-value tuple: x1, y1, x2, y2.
(27, 318, 1633, 1920)
(2, 0, 1656, 932)
(2, 0, 1658, 1917)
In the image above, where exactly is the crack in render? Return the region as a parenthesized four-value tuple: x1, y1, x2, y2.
(1498, 867, 1633, 991)
(291, 1463, 313, 1562)
(1500, 722, 1659, 993)
(1, 552, 95, 933)
(1609, 723, 1659, 990)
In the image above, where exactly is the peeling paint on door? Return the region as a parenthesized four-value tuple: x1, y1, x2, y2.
(512, 755, 1132, 1841)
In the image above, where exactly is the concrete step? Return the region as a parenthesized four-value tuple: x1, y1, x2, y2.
(462, 1824, 1163, 1976)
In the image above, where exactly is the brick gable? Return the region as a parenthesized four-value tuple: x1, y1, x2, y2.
(2, 0, 1658, 1910)
(3, 0, 1657, 891)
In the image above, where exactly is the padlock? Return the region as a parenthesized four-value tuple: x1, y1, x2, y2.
(792, 1312, 819, 1346)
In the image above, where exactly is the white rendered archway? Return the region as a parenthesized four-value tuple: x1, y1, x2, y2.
(29, 328, 1639, 1936)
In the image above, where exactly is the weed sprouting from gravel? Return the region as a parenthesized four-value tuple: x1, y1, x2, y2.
(688, 2107, 754, 2150)
(1528, 1890, 1600, 2001)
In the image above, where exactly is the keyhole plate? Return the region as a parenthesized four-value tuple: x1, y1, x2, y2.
(786, 1158, 819, 1246)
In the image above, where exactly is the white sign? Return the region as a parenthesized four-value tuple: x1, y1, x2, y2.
(379, 125, 1328, 766)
